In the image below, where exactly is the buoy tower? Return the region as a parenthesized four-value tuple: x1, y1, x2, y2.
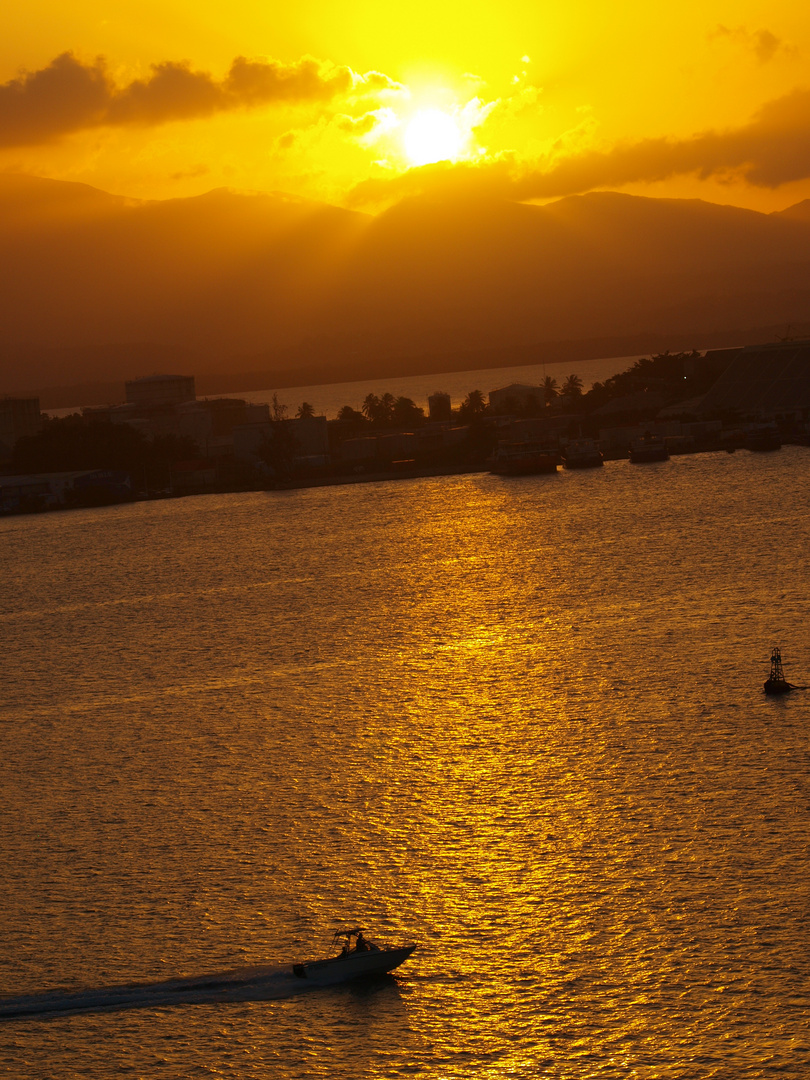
(763, 647, 795, 695)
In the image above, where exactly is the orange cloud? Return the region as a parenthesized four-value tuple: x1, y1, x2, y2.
(348, 86, 810, 206)
(0, 51, 402, 147)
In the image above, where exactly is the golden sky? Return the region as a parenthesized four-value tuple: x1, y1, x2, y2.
(2, 0, 810, 211)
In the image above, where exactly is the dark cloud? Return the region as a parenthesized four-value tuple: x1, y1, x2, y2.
(335, 112, 378, 137)
(170, 164, 210, 181)
(514, 88, 810, 197)
(710, 25, 789, 64)
(0, 53, 111, 147)
(348, 87, 810, 206)
(222, 56, 353, 107)
(0, 52, 393, 147)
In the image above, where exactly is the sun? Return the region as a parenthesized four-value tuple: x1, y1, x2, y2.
(403, 109, 465, 167)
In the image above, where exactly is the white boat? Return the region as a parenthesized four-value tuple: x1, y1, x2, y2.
(292, 928, 416, 984)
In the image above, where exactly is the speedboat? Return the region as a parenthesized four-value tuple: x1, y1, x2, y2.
(292, 928, 416, 984)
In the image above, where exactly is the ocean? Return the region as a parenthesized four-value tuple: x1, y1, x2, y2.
(1, 447, 809, 1078)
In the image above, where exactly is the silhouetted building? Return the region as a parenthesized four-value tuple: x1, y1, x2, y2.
(125, 374, 196, 408)
(686, 348, 740, 383)
(177, 399, 271, 457)
(233, 416, 329, 464)
(337, 436, 377, 466)
(0, 470, 131, 512)
(698, 340, 810, 418)
(502, 416, 571, 444)
(592, 390, 666, 419)
(377, 432, 418, 463)
(170, 460, 217, 492)
(0, 396, 42, 459)
(428, 392, 452, 422)
(488, 383, 544, 414)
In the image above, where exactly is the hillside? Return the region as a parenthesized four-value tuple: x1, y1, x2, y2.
(2, 175, 810, 395)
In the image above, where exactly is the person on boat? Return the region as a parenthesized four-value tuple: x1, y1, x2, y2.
(355, 931, 369, 952)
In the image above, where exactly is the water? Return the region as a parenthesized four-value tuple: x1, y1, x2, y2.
(1, 449, 809, 1077)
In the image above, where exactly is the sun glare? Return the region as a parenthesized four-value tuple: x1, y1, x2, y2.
(404, 109, 464, 167)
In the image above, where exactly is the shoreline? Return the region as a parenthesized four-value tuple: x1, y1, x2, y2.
(5, 443, 804, 517)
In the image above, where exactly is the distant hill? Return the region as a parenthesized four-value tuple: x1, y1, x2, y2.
(775, 199, 810, 224)
(2, 175, 810, 396)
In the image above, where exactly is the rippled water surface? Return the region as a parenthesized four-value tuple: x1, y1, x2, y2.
(2, 449, 809, 1078)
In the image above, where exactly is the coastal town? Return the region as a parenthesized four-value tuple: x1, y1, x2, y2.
(2, 339, 810, 514)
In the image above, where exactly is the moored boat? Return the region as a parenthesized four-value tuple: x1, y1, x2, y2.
(292, 928, 416, 984)
(489, 443, 561, 476)
(562, 438, 603, 469)
(629, 432, 669, 463)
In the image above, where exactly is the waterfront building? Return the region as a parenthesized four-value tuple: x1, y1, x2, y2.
(488, 383, 545, 414)
(177, 399, 271, 458)
(125, 374, 196, 409)
(698, 340, 810, 419)
(233, 415, 329, 465)
(501, 416, 572, 444)
(428, 392, 452, 422)
(0, 469, 132, 513)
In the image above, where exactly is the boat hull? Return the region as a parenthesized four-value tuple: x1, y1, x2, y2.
(563, 453, 603, 469)
(489, 450, 560, 475)
(292, 944, 416, 984)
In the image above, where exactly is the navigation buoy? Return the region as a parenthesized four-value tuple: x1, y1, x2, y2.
(763, 647, 796, 695)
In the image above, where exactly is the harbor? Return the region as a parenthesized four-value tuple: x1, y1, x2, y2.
(2, 444, 808, 1078)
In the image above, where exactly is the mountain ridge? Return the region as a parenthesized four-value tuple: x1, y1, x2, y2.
(2, 174, 810, 395)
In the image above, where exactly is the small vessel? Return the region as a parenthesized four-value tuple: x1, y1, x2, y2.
(562, 438, 604, 469)
(489, 443, 561, 476)
(629, 432, 669, 463)
(292, 928, 416, 984)
(763, 647, 797, 695)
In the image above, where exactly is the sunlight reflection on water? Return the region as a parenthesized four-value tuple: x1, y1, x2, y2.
(1, 449, 809, 1077)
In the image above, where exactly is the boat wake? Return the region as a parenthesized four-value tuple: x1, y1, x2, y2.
(0, 963, 305, 1020)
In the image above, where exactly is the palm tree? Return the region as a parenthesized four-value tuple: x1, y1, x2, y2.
(297, 402, 315, 419)
(379, 393, 396, 424)
(392, 396, 424, 426)
(542, 376, 558, 405)
(561, 374, 584, 398)
(458, 389, 486, 423)
(362, 393, 381, 421)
